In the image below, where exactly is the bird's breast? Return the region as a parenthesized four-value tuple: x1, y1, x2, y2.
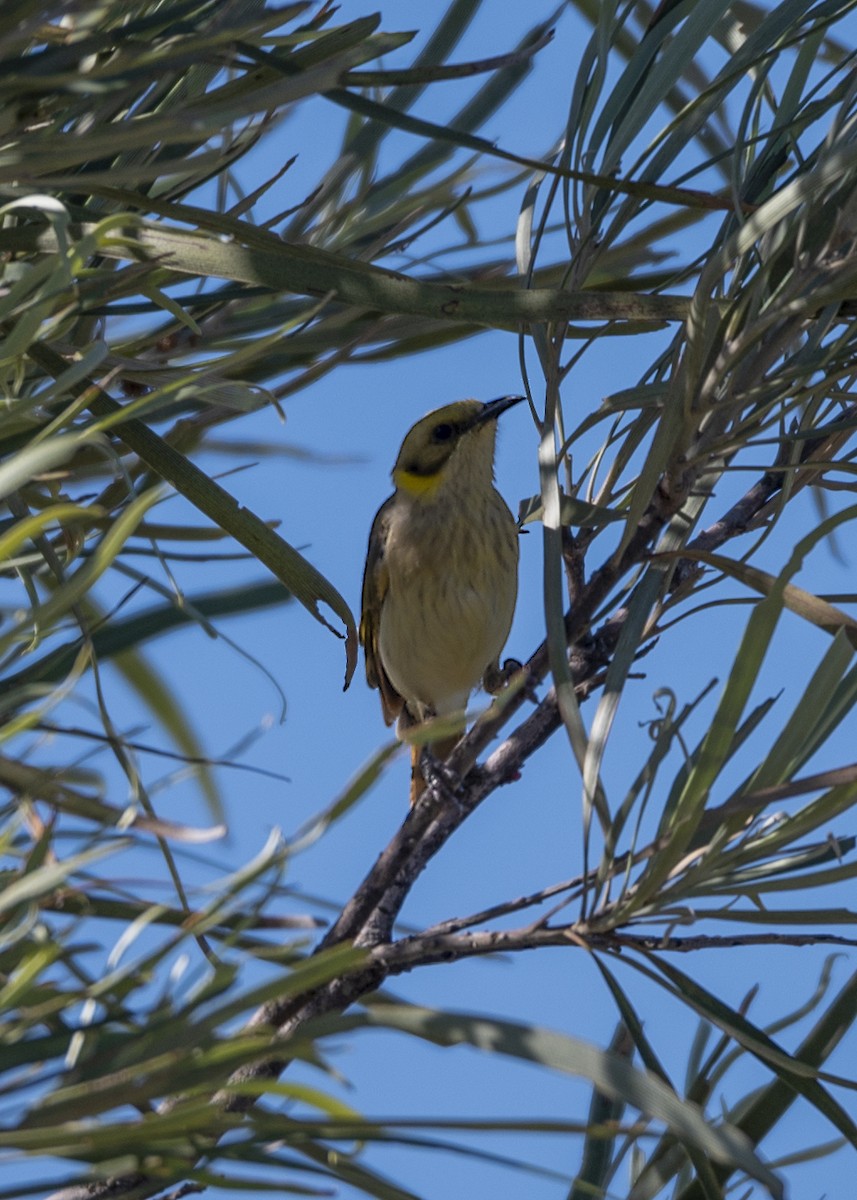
(378, 494, 518, 717)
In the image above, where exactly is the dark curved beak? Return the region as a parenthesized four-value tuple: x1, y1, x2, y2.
(471, 394, 526, 427)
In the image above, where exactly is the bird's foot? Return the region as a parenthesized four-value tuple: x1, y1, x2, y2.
(414, 748, 466, 812)
(484, 657, 539, 704)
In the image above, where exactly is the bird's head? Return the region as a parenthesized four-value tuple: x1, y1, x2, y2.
(392, 395, 524, 500)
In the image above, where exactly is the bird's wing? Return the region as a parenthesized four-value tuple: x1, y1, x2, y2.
(359, 495, 404, 726)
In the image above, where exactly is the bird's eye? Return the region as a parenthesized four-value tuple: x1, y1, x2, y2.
(432, 423, 454, 442)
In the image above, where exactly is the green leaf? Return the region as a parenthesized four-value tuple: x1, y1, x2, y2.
(311, 1004, 783, 1196)
(27, 340, 359, 687)
(518, 491, 625, 528)
(628, 952, 857, 1144)
(0, 432, 104, 502)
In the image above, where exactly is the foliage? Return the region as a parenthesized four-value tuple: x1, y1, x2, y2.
(1, 1, 857, 1198)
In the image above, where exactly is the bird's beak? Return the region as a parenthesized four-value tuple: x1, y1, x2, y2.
(470, 394, 526, 428)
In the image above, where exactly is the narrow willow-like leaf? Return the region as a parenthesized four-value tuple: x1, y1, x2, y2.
(518, 491, 625, 528)
(112, 642, 223, 823)
(0, 488, 160, 658)
(27, 339, 359, 686)
(0, 840, 130, 914)
(658, 544, 857, 641)
(674, 968, 857, 1200)
(290, 742, 401, 853)
(627, 951, 857, 1143)
(0, 218, 691, 329)
(0, 433, 104, 502)
(738, 628, 855, 795)
(568, 1024, 632, 1200)
(311, 1004, 782, 1195)
(0, 580, 288, 699)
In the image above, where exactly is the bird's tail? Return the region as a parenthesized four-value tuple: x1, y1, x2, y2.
(410, 735, 458, 806)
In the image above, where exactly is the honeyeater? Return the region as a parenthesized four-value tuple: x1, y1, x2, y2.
(359, 395, 523, 804)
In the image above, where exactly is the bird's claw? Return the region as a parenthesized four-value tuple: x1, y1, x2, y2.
(485, 657, 539, 704)
(417, 748, 465, 810)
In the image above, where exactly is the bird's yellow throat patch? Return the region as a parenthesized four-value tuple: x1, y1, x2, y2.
(393, 466, 443, 498)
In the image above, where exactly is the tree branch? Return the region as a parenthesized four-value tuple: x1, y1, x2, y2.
(367, 925, 857, 978)
(49, 398, 856, 1200)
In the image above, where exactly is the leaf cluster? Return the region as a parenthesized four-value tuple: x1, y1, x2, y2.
(2, 2, 857, 1199)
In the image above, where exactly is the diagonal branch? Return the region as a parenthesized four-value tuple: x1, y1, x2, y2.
(48, 398, 725, 1200)
(52, 394, 857, 1200)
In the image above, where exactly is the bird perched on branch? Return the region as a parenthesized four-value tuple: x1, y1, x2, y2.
(360, 395, 523, 804)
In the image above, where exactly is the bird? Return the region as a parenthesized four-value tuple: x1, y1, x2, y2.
(359, 395, 523, 805)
